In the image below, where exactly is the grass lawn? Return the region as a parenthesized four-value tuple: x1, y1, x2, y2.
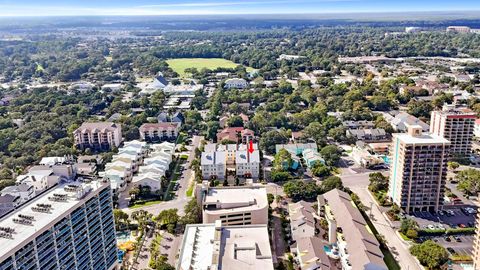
(186, 182, 194, 197)
(166, 58, 254, 77)
(129, 200, 163, 209)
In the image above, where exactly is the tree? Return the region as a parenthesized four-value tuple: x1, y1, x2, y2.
(320, 145, 341, 166)
(456, 168, 480, 196)
(368, 172, 389, 193)
(113, 209, 129, 230)
(447, 161, 460, 171)
(260, 130, 289, 155)
(227, 115, 244, 127)
(320, 176, 343, 193)
(400, 218, 419, 235)
(273, 148, 293, 171)
(283, 180, 320, 201)
(155, 209, 179, 233)
(410, 240, 448, 269)
(311, 161, 331, 178)
(180, 198, 201, 225)
(270, 170, 291, 182)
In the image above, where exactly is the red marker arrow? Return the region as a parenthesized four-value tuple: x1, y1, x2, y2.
(248, 140, 254, 154)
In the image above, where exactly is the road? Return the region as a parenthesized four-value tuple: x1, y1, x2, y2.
(122, 135, 203, 216)
(341, 171, 422, 270)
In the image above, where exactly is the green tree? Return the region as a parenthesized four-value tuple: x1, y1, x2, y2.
(311, 161, 331, 178)
(368, 172, 389, 193)
(400, 218, 419, 234)
(320, 176, 343, 193)
(273, 148, 293, 171)
(456, 169, 480, 196)
(227, 115, 244, 127)
(320, 145, 341, 166)
(410, 240, 448, 269)
(260, 130, 289, 155)
(180, 198, 201, 225)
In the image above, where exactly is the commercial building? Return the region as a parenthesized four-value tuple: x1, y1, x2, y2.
(318, 189, 388, 270)
(177, 221, 274, 270)
(446, 26, 471, 33)
(199, 185, 268, 225)
(73, 122, 122, 151)
(430, 104, 476, 156)
(139, 122, 180, 142)
(388, 124, 450, 213)
(0, 180, 117, 270)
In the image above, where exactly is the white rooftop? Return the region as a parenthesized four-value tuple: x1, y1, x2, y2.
(0, 180, 107, 261)
(178, 223, 274, 270)
(394, 132, 450, 145)
(203, 186, 268, 214)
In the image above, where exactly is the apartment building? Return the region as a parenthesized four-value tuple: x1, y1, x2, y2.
(177, 221, 274, 270)
(430, 104, 476, 156)
(318, 189, 388, 270)
(0, 180, 117, 270)
(201, 143, 260, 180)
(199, 185, 268, 225)
(473, 211, 480, 269)
(73, 122, 122, 151)
(388, 124, 450, 213)
(446, 26, 471, 33)
(139, 122, 180, 142)
(224, 78, 248, 89)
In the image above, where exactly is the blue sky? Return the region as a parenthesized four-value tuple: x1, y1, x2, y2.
(0, 0, 479, 16)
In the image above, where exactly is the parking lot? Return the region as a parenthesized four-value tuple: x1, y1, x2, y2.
(419, 234, 474, 256)
(410, 207, 477, 229)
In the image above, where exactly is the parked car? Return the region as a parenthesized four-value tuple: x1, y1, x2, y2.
(447, 247, 456, 254)
(454, 236, 462, 242)
(444, 236, 451, 242)
(427, 224, 435, 230)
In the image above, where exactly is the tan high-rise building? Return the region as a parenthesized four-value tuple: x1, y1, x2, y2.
(388, 124, 450, 214)
(430, 104, 476, 157)
(473, 211, 480, 268)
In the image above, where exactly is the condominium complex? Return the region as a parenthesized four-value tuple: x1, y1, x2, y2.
(139, 122, 181, 142)
(318, 189, 388, 270)
(0, 180, 117, 270)
(73, 122, 122, 151)
(177, 221, 274, 270)
(388, 124, 450, 213)
(201, 143, 260, 180)
(430, 104, 476, 156)
(199, 185, 268, 225)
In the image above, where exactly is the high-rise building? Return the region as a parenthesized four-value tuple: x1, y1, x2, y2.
(430, 104, 476, 157)
(73, 122, 122, 151)
(0, 180, 117, 270)
(473, 211, 480, 268)
(388, 124, 450, 214)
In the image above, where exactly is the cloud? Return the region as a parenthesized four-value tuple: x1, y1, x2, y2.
(138, 0, 358, 8)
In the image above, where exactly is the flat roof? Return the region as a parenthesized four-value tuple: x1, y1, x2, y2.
(178, 223, 273, 270)
(204, 186, 267, 215)
(393, 132, 450, 145)
(0, 180, 108, 262)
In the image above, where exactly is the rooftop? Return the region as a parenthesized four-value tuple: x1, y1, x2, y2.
(203, 186, 267, 215)
(178, 222, 273, 270)
(320, 189, 387, 270)
(394, 131, 450, 145)
(0, 180, 108, 261)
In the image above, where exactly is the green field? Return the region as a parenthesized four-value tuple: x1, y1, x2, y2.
(166, 58, 253, 77)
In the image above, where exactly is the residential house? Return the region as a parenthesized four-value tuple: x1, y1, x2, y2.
(132, 173, 162, 192)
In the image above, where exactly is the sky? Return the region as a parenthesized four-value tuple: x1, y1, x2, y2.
(0, 0, 479, 17)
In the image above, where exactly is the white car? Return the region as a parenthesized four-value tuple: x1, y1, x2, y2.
(427, 225, 435, 230)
